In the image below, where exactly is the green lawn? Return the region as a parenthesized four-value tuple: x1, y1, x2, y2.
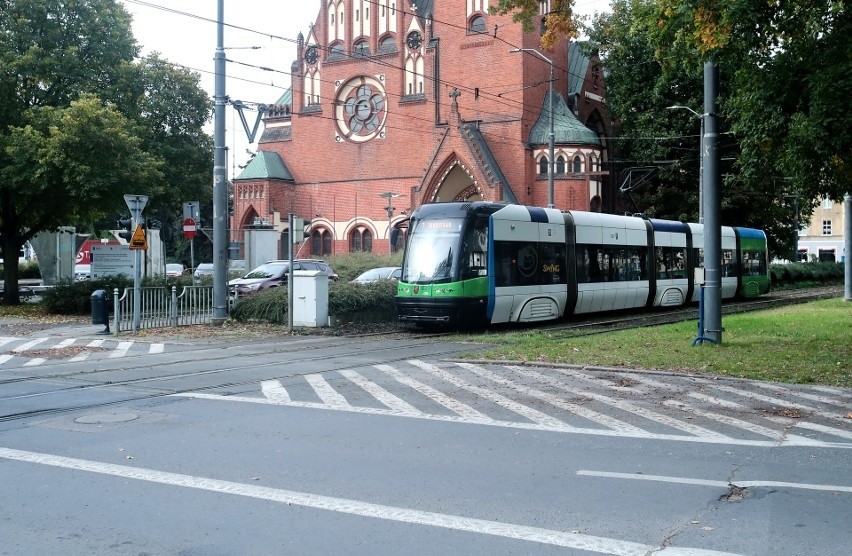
(460, 298, 852, 387)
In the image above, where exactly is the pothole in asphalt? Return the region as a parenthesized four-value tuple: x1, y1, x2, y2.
(719, 484, 748, 501)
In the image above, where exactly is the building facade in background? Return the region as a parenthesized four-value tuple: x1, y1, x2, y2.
(231, 0, 611, 257)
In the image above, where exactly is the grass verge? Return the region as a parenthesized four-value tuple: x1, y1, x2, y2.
(459, 298, 852, 387)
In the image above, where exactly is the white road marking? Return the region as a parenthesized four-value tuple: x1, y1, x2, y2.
(11, 337, 49, 352)
(261, 380, 291, 404)
(52, 338, 76, 349)
(754, 382, 850, 407)
(687, 392, 749, 410)
(68, 351, 91, 362)
(374, 364, 491, 421)
(23, 358, 46, 367)
(338, 369, 421, 413)
(576, 470, 852, 493)
(305, 374, 351, 408)
(698, 382, 849, 422)
(0, 337, 17, 348)
(86, 339, 105, 348)
(409, 360, 570, 428)
(761, 417, 852, 441)
(173, 391, 852, 448)
(476, 364, 649, 435)
(109, 341, 134, 358)
(0, 446, 744, 556)
(518, 366, 729, 439)
(149, 343, 165, 354)
(662, 400, 820, 444)
(0, 354, 15, 366)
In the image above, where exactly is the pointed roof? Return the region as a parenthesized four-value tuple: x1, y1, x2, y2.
(235, 151, 294, 181)
(568, 42, 591, 98)
(528, 92, 601, 147)
(460, 123, 519, 204)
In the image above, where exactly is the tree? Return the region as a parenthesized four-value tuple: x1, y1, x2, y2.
(0, 0, 212, 303)
(652, 0, 851, 254)
(588, 0, 849, 258)
(489, 0, 581, 48)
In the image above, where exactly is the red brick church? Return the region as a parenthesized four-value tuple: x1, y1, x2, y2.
(231, 0, 612, 257)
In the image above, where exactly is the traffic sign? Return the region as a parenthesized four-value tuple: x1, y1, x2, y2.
(129, 224, 148, 250)
(183, 217, 197, 239)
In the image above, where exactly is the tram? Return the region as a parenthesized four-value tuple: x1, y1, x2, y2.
(395, 202, 770, 326)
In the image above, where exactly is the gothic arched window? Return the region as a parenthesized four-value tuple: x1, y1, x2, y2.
(538, 156, 548, 176)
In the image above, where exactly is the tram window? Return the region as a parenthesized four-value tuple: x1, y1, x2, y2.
(655, 247, 686, 279)
(461, 216, 489, 279)
(721, 249, 735, 277)
(494, 242, 566, 287)
(740, 250, 766, 276)
(577, 245, 647, 283)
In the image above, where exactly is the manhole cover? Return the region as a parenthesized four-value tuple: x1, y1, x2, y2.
(74, 411, 140, 425)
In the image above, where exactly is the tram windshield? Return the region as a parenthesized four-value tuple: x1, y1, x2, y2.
(401, 216, 465, 284)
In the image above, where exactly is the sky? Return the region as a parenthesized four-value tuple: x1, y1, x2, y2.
(121, 0, 611, 176)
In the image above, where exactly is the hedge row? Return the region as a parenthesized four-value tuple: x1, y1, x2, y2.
(769, 262, 844, 288)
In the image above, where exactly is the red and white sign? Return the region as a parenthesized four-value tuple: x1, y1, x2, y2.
(183, 217, 197, 239)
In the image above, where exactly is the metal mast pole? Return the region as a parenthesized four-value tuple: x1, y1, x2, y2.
(702, 61, 722, 344)
(845, 193, 851, 301)
(547, 61, 555, 209)
(212, 0, 228, 324)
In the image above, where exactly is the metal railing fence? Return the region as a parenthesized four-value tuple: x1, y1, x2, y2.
(112, 285, 215, 332)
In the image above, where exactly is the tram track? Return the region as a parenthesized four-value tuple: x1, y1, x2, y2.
(536, 286, 843, 339)
(0, 340, 475, 423)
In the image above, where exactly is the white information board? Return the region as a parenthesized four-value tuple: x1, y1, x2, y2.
(91, 244, 134, 279)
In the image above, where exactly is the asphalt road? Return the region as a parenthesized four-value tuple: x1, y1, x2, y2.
(1, 327, 850, 555)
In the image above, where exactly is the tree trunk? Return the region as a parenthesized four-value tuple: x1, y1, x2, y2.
(2, 235, 21, 306)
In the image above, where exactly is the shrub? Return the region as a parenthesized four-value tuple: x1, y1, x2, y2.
(326, 251, 403, 282)
(42, 276, 133, 314)
(18, 261, 42, 279)
(229, 278, 398, 323)
(769, 262, 843, 288)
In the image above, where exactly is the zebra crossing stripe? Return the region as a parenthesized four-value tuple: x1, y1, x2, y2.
(408, 360, 570, 429)
(304, 374, 351, 408)
(687, 392, 749, 410)
(697, 381, 848, 422)
(338, 369, 420, 413)
(521, 366, 730, 439)
(23, 358, 46, 367)
(0, 354, 14, 366)
(69, 351, 91, 362)
(52, 339, 76, 349)
(465, 363, 649, 435)
(149, 343, 165, 354)
(662, 399, 820, 444)
(11, 337, 49, 352)
(0, 337, 17, 348)
(754, 382, 850, 407)
(109, 341, 134, 358)
(374, 364, 491, 421)
(261, 380, 291, 404)
(86, 339, 105, 348)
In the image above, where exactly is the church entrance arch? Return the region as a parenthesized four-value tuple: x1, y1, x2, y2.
(426, 157, 483, 204)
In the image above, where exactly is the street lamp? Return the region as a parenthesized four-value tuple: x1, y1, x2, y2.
(511, 48, 554, 208)
(379, 192, 401, 254)
(667, 105, 706, 223)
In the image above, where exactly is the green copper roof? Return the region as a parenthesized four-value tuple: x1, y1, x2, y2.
(528, 92, 601, 147)
(274, 89, 292, 106)
(567, 42, 590, 98)
(235, 150, 293, 181)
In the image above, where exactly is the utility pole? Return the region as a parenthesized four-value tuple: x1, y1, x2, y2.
(845, 193, 851, 301)
(212, 0, 228, 325)
(702, 61, 722, 344)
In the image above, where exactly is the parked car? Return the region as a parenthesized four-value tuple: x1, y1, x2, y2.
(165, 263, 185, 277)
(351, 266, 401, 283)
(74, 264, 91, 281)
(193, 263, 214, 279)
(228, 259, 337, 297)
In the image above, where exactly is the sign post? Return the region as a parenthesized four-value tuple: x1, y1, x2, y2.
(124, 194, 148, 333)
(183, 217, 197, 283)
